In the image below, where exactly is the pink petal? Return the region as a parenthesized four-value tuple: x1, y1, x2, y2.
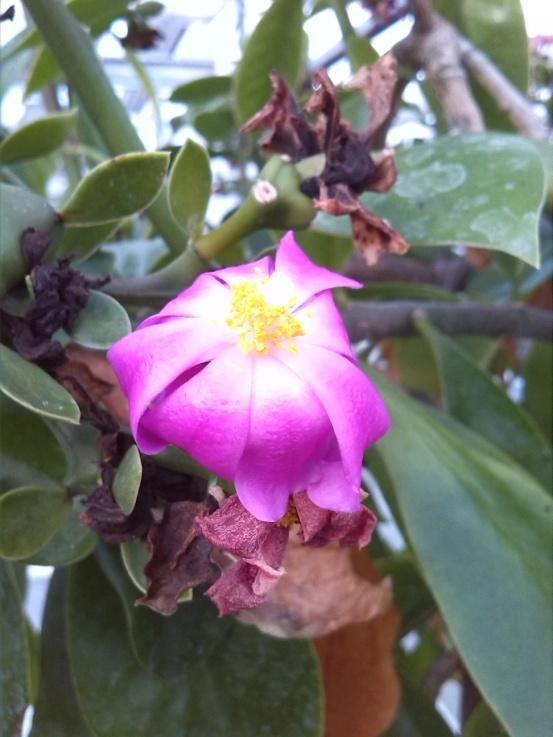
(274, 231, 361, 306)
(234, 355, 333, 522)
(295, 290, 355, 360)
(306, 455, 362, 513)
(107, 318, 233, 453)
(138, 273, 232, 328)
(141, 346, 252, 478)
(211, 255, 273, 286)
(276, 344, 390, 489)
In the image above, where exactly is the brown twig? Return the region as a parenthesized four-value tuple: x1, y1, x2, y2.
(458, 35, 549, 139)
(343, 300, 553, 341)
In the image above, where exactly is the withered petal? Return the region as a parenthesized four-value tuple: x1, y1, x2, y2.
(347, 52, 399, 141)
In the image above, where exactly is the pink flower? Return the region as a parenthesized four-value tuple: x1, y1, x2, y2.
(108, 232, 390, 522)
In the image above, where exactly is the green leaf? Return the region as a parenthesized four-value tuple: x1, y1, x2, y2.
(61, 152, 170, 226)
(314, 133, 546, 266)
(30, 570, 94, 737)
(416, 316, 552, 488)
(67, 290, 131, 349)
(233, 0, 305, 123)
(170, 75, 231, 104)
(464, 702, 509, 737)
(370, 370, 553, 737)
(0, 109, 77, 164)
(0, 183, 57, 296)
(28, 500, 96, 567)
(353, 282, 460, 302)
(68, 554, 323, 737)
(0, 393, 67, 492)
(0, 561, 29, 735)
(168, 139, 212, 239)
(0, 485, 70, 560)
(0, 344, 80, 424)
(24, 45, 61, 97)
(55, 221, 118, 262)
(113, 445, 142, 516)
(523, 340, 552, 442)
(120, 540, 150, 594)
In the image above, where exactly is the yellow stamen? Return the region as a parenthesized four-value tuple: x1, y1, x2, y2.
(226, 279, 304, 354)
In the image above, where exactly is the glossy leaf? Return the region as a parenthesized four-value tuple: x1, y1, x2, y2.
(416, 316, 552, 488)
(30, 570, 94, 737)
(55, 221, 118, 262)
(314, 133, 546, 266)
(120, 540, 150, 594)
(28, 501, 96, 567)
(0, 183, 57, 296)
(233, 0, 305, 123)
(68, 554, 323, 737)
(168, 139, 212, 239)
(67, 290, 131, 349)
(0, 109, 77, 164)
(61, 152, 170, 226)
(0, 485, 70, 560)
(0, 561, 29, 735)
(0, 393, 67, 492)
(370, 370, 553, 737)
(0, 344, 80, 424)
(113, 445, 142, 516)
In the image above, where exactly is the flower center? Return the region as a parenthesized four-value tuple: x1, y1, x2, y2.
(226, 278, 304, 354)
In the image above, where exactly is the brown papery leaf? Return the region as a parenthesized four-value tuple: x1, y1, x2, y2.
(348, 52, 399, 141)
(315, 551, 401, 737)
(316, 185, 409, 265)
(60, 345, 129, 425)
(238, 540, 392, 638)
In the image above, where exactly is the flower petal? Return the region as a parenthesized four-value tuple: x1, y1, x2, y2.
(108, 318, 233, 453)
(296, 290, 355, 360)
(276, 344, 390, 489)
(234, 354, 333, 522)
(138, 273, 232, 329)
(273, 231, 361, 306)
(211, 255, 273, 286)
(140, 346, 253, 478)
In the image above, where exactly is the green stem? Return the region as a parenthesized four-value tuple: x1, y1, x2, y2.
(195, 197, 260, 260)
(22, 0, 187, 257)
(331, 0, 355, 38)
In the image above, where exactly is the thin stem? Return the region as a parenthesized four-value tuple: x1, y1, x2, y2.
(23, 0, 188, 258)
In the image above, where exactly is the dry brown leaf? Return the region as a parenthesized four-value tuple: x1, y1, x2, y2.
(348, 52, 399, 140)
(315, 551, 401, 737)
(237, 540, 392, 638)
(60, 345, 129, 425)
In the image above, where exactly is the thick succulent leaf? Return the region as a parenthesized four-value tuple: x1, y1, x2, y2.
(30, 570, 94, 737)
(0, 393, 67, 492)
(463, 702, 509, 737)
(0, 561, 29, 735)
(523, 340, 552, 442)
(67, 290, 131, 350)
(28, 501, 96, 567)
(170, 75, 231, 104)
(0, 183, 58, 296)
(416, 316, 552, 488)
(233, 0, 305, 123)
(168, 139, 212, 239)
(67, 554, 323, 737)
(370, 370, 553, 737)
(54, 221, 118, 262)
(60, 152, 170, 226)
(0, 109, 77, 164)
(0, 485, 70, 560)
(314, 133, 546, 266)
(0, 345, 80, 424)
(113, 445, 142, 516)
